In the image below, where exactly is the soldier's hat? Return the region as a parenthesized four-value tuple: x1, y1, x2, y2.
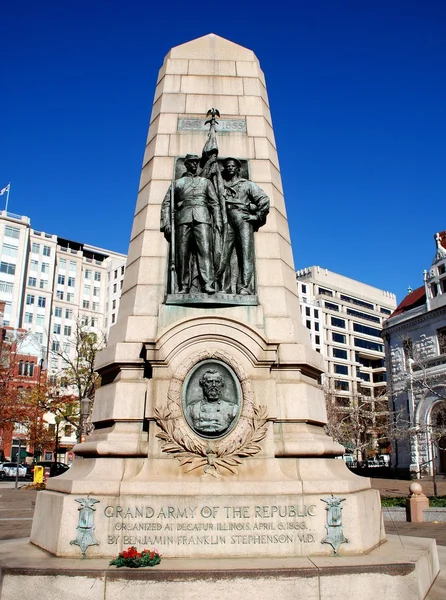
(223, 156, 241, 168)
(184, 153, 200, 163)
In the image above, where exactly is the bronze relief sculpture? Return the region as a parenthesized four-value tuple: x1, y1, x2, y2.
(161, 109, 270, 304)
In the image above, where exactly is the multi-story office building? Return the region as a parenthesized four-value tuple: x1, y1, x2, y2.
(0, 210, 127, 353)
(0, 209, 127, 461)
(295, 266, 397, 404)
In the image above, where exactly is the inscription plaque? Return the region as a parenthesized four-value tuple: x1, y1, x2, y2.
(178, 118, 246, 133)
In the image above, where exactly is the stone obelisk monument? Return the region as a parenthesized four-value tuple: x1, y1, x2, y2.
(31, 34, 384, 559)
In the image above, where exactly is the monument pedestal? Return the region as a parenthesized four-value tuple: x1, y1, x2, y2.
(0, 536, 440, 600)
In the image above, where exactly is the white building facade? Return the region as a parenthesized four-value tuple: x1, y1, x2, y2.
(382, 232, 446, 477)
(296, 266, 397, 407)
(0, 210, 127, 459)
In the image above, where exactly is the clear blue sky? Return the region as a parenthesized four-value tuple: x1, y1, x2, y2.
(2, 1, 445, 304)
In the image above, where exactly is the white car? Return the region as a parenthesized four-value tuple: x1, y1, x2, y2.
(1, 463, 27, 478)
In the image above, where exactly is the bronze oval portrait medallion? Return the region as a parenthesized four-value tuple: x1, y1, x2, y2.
(182, 359, 242, 439)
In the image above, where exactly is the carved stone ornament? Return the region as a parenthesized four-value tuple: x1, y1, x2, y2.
(154, 350, 268, 477)
(70, 497, 100, 556)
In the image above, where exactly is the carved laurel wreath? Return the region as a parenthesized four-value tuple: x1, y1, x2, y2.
(154, 350, 269, 477)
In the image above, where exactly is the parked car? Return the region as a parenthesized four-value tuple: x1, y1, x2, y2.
(31, 461, 70, 478)
(0, 462, 27, 478)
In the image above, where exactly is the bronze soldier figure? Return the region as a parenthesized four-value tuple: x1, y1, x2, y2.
(217, 158, 270, 295)
(161, 154, 222, 294)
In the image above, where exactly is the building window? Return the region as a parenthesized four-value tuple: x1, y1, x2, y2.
(26, 294, 35, 305)
(334, 364, 349, 375)
(332, 332, 346, 344)
(301, 283, 306, 293)
(43, 245, 51, 257)
(37, 296, 46, 308)
(318, 287, 333, 297)
(305, 307, 311, 316)
(57, 274, 65, 285)
(53, 324, 61, 334)
(0, 280, 13, 293)
(353, 323, 382, 338)
(39, 279, 48, 290)
(41, 262, 49, 274)
(340, 294, 374, 310)
(2, 243, 18, 258)
(380, 307, 391, 315)
(52, 341, 60, 352)
(92, 302, 99, 311)
(32, 243, 40, 253)
(112, 313, 116, 323)
(334, 380, 349, 391)
(315, 335, 320, 345)
(331, 317, 346, 328)
(325, 302, 339, 312)
(24, 312, 33, 324)
(314, 322, 320, 331)
(93, 287, 100, 297)
(306, 319, 311, 329)
(85, 269, 91, 279)
(346, 308, 380, 324)
(67, 277, 75, 287)
(94, 271, 101, 281)
(438, 328, 446, 355)
(121, 266, 125, 275)
(18, 361, 34, 377)
(56, 290, 64, 300)
(59, 258, 66, 269)
(357, 371, 371, 382)
(112, 299, 116, 310)
(113, 283, 117, 293)
(67, 293, 74, 302)
(431, 283, 438, 298)
(28, 276, 37, 287)
(0, 262, 15, 275)
(91, 317, 98, 327)
(314, 309, 319, 318)
(83, 300, 90, 309)
(4, 225, 20, 239)
(36, 315, 44, 326)
(333, 348, 348, 360)
(354, 338, 383, 352)
(114, 270, 118, 279)
(64, 326, 72, 336)
(54, 307, 62, 317)
(65, 309, 73, 319)
(69, 261, 76, 272)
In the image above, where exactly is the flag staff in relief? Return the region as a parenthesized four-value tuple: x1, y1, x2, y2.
(0, 183, 11, 212)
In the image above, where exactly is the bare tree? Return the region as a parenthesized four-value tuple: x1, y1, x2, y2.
(324, 384, 391, 464)
(48, 319, 106, 441)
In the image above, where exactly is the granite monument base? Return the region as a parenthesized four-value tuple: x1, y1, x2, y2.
(0, 535, 439, 600)
(31, 457, 384, 559)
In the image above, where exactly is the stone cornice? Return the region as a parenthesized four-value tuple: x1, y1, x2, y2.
(382, 304, 446, 336)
